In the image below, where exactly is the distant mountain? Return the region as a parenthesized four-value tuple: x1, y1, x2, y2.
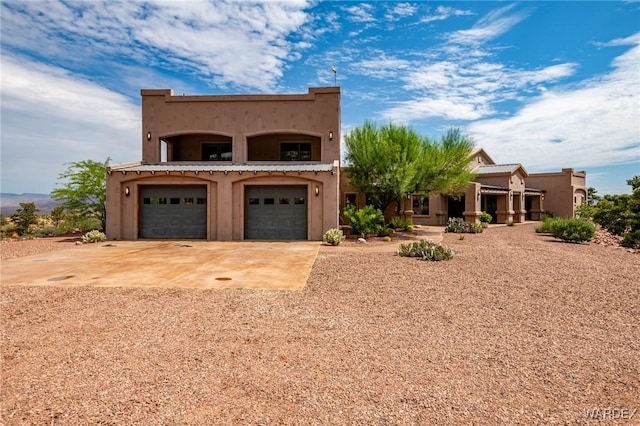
(0, 193, 59, 216)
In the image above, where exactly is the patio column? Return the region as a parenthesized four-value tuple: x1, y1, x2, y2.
(463, 182, 482, 223)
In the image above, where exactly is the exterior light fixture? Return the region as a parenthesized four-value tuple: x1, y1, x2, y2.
(329, 131, 333, 141)
(315, 185, 320, 196)
(146, 132, 152, 141)
(124, 186, 130, 197)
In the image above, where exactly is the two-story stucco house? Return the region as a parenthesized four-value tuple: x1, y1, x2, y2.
(106, 87, 341, 241)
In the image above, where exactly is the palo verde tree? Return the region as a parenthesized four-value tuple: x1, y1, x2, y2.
(344, 121, 476, 213)
(51, 158, 110, 231)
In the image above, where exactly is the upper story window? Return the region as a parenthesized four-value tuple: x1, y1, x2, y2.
(280, 142, 312, 161)
(202, 143, 232, 161)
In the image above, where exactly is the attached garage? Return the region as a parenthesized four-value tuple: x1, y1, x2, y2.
(140, 185, 207, 239)
(245, 186, 307, 240)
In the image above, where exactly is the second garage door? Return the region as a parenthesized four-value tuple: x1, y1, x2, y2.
(245, 186, 307, 240)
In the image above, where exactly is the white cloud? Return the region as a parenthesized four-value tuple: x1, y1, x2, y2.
(0, 0, 312, 92)
(446, 3, 529, 45)
(420, 6, 474, 24)
(342, 3, 376, 23)
(1, 55, 140, 193)
(386, 3, 418, 21)
(381, 60, 577, 122)
(466, 41, 640, 171)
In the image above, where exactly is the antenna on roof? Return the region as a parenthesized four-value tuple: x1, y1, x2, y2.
(331, 66, 337, 86)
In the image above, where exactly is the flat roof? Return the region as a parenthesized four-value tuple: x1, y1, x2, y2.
(109, 162, 336, 173)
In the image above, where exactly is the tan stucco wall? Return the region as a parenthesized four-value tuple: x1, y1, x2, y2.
(141, 87, 340, 164)
(526, 168, 587, 218)
(106, 170, 338, 241)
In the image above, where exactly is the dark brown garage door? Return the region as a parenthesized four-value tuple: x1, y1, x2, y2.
(140, 186, 207, 239)
(245, 186, 307, 240)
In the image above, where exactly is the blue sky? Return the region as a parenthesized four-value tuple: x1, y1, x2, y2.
(1, 1, 638, 196)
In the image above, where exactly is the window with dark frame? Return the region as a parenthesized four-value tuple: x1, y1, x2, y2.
(202, 143, 232, 161)
(412, 195, 430, 215)
(280, 142, 312, 161)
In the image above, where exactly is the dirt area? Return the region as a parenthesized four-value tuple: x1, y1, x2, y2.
(1, 224, 639, 424)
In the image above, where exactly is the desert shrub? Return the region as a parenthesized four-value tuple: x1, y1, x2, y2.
(479, 211, 492, 223)
(343, 205, 384, 237)
(550, 218, 595, 243)
(11, 202, 39, 236)
(576, 202, 597, 220)
(28, 227, 59, 238)
(506, 220, 515, 226)
(377, 227, 394, 237)
(621, 229, 640, 249)
(397, 239, 454, 261)
(389, 216, 413, 231)
(323, 228, 345, 246)
(445, 218, 483, 234)
(58, 215, 102, 234)
(536, 216, 561, 234)
(382, 236, 392, 242)
(82, 230, 106, 243)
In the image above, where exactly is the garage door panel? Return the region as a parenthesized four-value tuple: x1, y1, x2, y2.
(141, 186, 207, 239)
(245, 186, 307, 240)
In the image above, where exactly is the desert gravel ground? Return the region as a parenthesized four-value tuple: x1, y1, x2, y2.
(1, 224, 639, 425)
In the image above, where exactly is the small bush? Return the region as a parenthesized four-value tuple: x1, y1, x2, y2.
(479, 211, 492, 223)
(535, 216, 559, 234)
(343, 205, 384, 237)
(377, 227, 394, 237)
(506, 220, 515, 227)
(382, 236, 392, 242)
(389, 216, 413, 231)
(550, 218, 595, 243)
(397, 239, 454, 261)
(82, 230, 106, 243)
(621, 229, 640, 249)
(445, 218, 483, 234)
(323, 228, 345, 246)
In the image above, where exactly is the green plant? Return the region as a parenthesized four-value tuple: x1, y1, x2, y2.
(622, 229, 640, 249)
(445, 217, 483, 234)
(550, 218, 595, 243)
(377, 227, 394, 237)
(459, 235, 465, 240)
(11, 202, 39, 236)
(343, 204, 384, 237)
(323, 228, 345, 246)
(506, 220, 515, 226)
(382, 236, 392, 242)
(389, 216, 413, 231)
(479, 211, 492, 223)
(82, 230, 107, 243)
(397, 239, 454, 261)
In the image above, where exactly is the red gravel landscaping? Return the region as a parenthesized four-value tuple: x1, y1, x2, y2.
(1, 223, 638, 424)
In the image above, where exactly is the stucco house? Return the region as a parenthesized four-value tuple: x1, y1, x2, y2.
(340, 148, 587, 225)
(106, 87, 341, 241)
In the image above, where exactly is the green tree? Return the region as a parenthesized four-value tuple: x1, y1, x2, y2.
(51, 158, 109, 231)
(591, 175, 640, 248)
(11, 202, 39, 235)
(49, 205, 66, 227)
(345, 122, 475, 213)
(587, 187, 600, 205)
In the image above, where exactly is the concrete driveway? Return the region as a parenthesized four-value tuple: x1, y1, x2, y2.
(1, 241, 321, 290)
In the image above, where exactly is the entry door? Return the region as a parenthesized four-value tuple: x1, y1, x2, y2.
(245, 186, 307, 240)
(140, 186, 207, 239)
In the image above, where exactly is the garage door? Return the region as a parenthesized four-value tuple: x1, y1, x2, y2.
(245, 186, 307, 240)
(140, 186, 207, 239)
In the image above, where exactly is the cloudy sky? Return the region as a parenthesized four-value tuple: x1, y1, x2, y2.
(1, 1, 638, 195)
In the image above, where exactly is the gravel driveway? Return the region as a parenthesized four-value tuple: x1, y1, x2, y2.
(1, 224, 638, 424)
